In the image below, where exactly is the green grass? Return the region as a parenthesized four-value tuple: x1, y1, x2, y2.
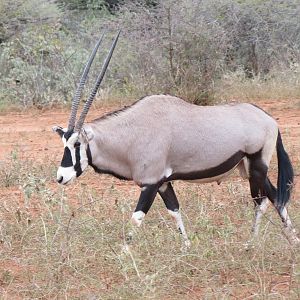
(1, 157, 300, 299)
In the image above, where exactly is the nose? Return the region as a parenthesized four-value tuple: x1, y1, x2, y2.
(57, 176, 63, 184)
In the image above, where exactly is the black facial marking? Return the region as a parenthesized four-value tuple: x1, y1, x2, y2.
(87, 145, 93, 165)
(167, 151, 245, 181)
(74, 141, 81, 148)
(61, 147, 73, 167)
(64, 130, 74, 141)
(74, 146, 82, 177)
(57, 176, 63, 184)
(55, 128, 64, 138)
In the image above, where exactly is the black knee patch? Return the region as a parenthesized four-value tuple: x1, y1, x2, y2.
(135, 184, 160, 214)
(158, 182, 179, 211)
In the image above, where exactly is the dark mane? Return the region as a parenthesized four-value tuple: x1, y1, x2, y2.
(250, 103, 273, 117)
(92, 96, 146, 123)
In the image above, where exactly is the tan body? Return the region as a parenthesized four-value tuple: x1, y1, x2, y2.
(85, 95, 277, 186)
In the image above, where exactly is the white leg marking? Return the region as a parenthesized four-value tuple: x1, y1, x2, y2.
(168, 209, 190, 247)
(246, 198, 269, 250)
(281, 207, 293, 229)
(252, 197, 269, 236)
(131, 211, 145, 227)
(280, 207, 300, 244)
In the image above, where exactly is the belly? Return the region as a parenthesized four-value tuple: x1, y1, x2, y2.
(185, 163, 238, 184)
(167, 151, 245, 182)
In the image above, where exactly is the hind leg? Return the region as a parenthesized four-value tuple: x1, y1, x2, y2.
(262, 177, 299, 244)
(249, 177, 269, 239)
(158, 182, 190, 248)
(238, 157, 270, 236)
(279, 208, 293, 231)
(264, 176, 299, 243)
(252, 197, 269, 236)
(248, 161, 298, 243)
(247, 152, 270, 240)
(271, 194, 299, 244)
(279, 207, 299, 243)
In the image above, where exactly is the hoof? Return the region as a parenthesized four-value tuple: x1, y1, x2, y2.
(122, 244, 131, 254)
(283, 228, 300, 246)
(131, 211, 145, 227)
(184, 239, 191, 248)
(289, 235, 300, 246)
(125, 231, 134, 244)
(244, 240, 256, 251)
(180, 239, 191, 252)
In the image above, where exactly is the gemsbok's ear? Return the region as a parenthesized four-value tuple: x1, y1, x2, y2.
(52, 126, 65, 138)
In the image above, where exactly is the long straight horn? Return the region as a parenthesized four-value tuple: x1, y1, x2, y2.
(75, 30, 120, 132)
(67, 33, 105, 131)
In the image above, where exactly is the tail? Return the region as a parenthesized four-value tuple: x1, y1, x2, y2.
(276, 130, 294, 211)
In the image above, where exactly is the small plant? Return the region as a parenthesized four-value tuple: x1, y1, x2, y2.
(0, 150, 21, 188)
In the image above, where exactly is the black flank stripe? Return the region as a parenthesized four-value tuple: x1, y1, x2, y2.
(86, 145, 130, 181)
(168, 151, 245, 181)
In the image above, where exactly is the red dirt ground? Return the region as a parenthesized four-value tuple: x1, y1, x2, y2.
(0, 99, 300, 299)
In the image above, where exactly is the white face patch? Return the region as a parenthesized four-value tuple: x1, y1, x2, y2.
(57, 130, 90, 185)
(57, 166, 76, 185)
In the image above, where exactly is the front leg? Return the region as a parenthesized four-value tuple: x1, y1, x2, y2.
(131, 183, 160, 226)
(158, 182, 190, 248)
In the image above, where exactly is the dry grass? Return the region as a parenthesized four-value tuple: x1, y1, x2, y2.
(1, 154, 300, 299)
(215, 68, 300, 103)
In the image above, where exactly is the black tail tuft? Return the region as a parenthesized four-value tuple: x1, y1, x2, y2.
(276, 130, 294, 211)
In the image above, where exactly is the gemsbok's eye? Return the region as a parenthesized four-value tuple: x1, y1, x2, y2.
(74, 141, 81, 148)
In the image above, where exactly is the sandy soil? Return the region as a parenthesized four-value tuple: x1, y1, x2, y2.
(0, 99, 300, 298)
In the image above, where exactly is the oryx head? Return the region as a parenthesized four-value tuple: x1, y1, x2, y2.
(53, 31, 120, 185)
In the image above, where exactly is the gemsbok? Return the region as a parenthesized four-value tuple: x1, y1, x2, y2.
(53, 32, 298, 247)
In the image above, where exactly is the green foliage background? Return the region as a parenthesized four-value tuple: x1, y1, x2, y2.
(1, 0, 300, 108)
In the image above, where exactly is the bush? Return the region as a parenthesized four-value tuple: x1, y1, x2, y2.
(1, 0, 300, 108)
